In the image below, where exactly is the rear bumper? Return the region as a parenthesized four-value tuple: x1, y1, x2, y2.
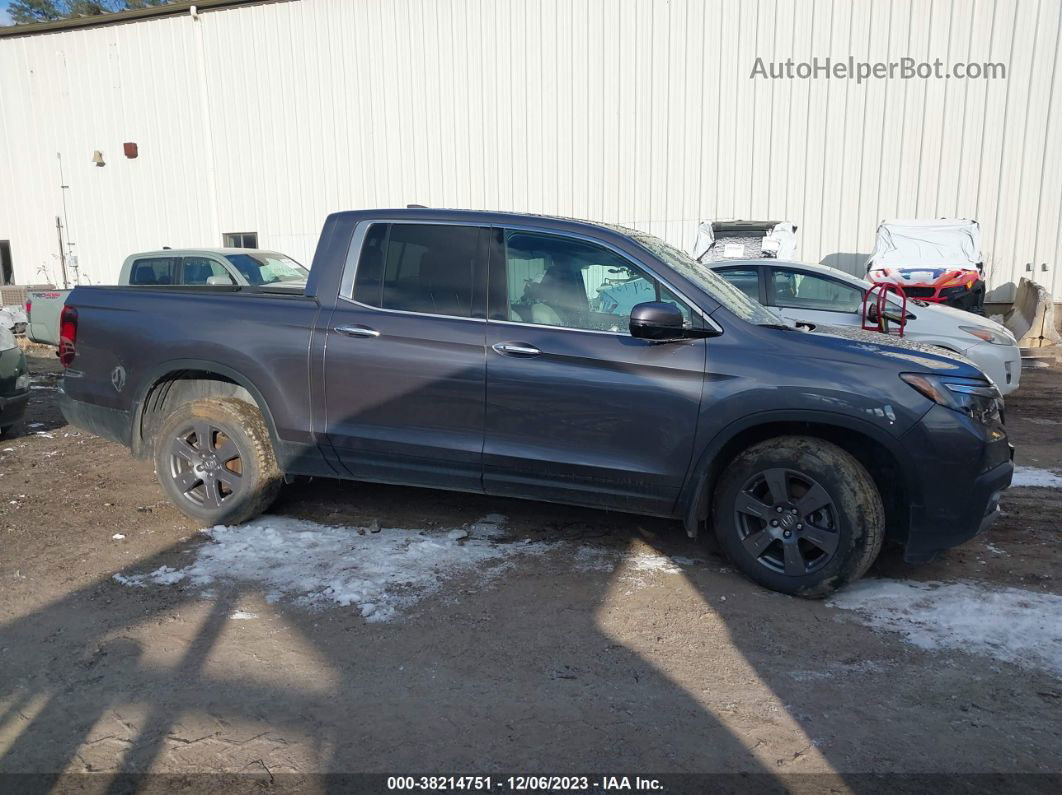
(59, 390, 132, 447)
(899, 405, 1013, 562)
(0, 390, 29, 428)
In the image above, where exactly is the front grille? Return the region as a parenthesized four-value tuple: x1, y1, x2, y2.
(904, 287, 937, 298)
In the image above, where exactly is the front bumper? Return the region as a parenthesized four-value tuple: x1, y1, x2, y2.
(909, 283, 984, 312)
(898, 404, 1012, 562)
(0, 347, 29, 429)
(0, 390, 29, 428)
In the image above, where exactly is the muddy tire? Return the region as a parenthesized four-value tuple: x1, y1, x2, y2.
(153, 397, 282, 526)
(712, 435, 884, 598)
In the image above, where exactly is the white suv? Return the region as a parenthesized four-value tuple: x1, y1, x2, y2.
(712, 259, 1021, 395)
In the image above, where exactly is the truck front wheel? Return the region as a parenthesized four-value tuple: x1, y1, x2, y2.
(153, 397, 282, 526)
(712, 436, 884, 598)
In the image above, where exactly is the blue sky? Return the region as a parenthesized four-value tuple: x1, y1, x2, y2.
(0, 7, 11, 26)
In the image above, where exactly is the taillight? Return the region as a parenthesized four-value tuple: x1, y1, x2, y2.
(58, 305, 78, 367)
(25, 298, 31, 318)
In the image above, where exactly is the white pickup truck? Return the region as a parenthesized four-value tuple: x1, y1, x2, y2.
(27, 248, 308, 345)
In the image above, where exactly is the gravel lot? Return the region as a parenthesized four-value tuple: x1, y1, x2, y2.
(1, 345, 1061, 787)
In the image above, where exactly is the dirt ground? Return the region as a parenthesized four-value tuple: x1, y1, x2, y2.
(1, 344, 1061, 789)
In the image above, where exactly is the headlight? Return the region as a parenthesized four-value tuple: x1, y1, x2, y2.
(15, 373, 30, 392)
(959, 325, 1013, 346)
(900, 373, 1002, 425)
(0, 327, 14, 352)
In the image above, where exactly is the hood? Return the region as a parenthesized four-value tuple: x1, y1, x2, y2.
(807, 323, 984, 377)
(912, 301, 1014, 339)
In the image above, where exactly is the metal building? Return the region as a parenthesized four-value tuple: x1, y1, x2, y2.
(1, 0, 1060, 302)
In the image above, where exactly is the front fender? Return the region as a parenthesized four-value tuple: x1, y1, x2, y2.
(677, 408, 920, 536)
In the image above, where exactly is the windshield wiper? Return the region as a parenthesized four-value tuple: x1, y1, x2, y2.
(757, 322, 797, 331)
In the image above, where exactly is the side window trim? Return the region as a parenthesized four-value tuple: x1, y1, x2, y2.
(338, 219, 488, 322)
(339, 219, 719, 334)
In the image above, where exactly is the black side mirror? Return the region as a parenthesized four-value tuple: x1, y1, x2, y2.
(629, 301, 686, 341)
(867, 300, 905, 325)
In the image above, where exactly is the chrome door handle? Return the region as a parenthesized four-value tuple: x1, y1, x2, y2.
(335, 324, 380, 338)
(492, 342, 541, 357)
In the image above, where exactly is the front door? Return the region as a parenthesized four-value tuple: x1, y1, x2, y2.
(483, 228, 706, 515)
(321, 221, 488, 492)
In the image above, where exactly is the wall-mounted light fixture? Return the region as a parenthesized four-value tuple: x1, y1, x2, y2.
(91, 150, 105, 167)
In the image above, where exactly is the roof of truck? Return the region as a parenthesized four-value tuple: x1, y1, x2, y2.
(126, 248, 288, 259)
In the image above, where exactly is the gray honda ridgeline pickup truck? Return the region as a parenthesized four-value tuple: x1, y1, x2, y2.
(59, 209, 1012, 597)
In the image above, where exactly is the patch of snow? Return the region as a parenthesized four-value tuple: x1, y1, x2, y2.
(112, 533, 125, 540)
(572, 546, 618, 573)
(34, 431, 54, 439)
(1011, 466, 1062, 488)
(112, 515, 553, 622)
(619, 550, 683, 588)
(625, 551, 682, 575)
(829, 579, 1062, 677)
(230, 610, 257, 620)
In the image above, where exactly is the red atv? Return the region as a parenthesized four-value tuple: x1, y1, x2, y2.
(866, 219, 986, 314)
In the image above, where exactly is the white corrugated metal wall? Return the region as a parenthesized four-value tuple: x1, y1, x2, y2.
(1, 0, 1060, 301)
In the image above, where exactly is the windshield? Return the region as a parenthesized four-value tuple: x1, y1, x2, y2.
(224, 253, 309, 286)
(631, 233, 782, 325)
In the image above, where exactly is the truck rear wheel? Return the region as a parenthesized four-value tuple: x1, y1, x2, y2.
(712, 436, 884, 598)
(153, 397, 282, 526)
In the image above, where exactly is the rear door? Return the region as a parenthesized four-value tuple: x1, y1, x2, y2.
(320, 221, 489, 492)
(482, 227, 706, 515)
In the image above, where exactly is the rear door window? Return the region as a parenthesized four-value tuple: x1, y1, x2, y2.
(128, 257, 178, 286)
(181, 257, 235, 286)
(352, 223, 479, 318)
(715, 268, 761, 303)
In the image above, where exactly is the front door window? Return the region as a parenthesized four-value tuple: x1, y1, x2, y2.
(502, 231, 691, 332)
(769, 269, 863, 313)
